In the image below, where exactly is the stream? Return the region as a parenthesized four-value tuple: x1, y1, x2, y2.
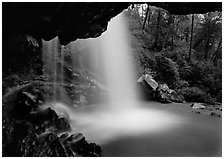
(70, 101, 221, 157)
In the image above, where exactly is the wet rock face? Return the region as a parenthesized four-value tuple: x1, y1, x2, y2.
(2, 83, 102, 157)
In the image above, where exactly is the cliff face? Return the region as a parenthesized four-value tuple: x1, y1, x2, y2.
(3, 2, 221, 45)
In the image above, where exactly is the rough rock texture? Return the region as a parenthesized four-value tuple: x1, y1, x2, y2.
(2, 83, 102, 157)
(3, 2, 221, 45)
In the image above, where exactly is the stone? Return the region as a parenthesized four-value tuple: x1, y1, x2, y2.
(215, 107, 222, 111)
(36, 132, 52, 144)
(191, 103, 205, 109)
(53, 118, 71, 133)
(62, 133, 101, 157)
(28, 107, 58, 125)
(59, 133, 69, 142)
(169, 90, 184, 103)
(159, 84, 169, 92)
(210, 112, 221, 117)
(9, 91, 38, 119)
(22, 91, 37, 104)
(65, 133, 85, 143)
(3, 86, 102, 157)
(137, 74, 158, 91)
(192, 111, 201, 114)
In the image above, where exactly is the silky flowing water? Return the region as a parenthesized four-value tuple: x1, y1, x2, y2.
(42, 12, 222, 157)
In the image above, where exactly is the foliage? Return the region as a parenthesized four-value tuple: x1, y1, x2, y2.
(154, 54, 180, 89)
(128, 6, 221, 104)
(193, 12, 222, 60)
(179, 87, 216, 104)
(179, 87, 206, 102)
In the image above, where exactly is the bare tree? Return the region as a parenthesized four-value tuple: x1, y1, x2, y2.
(188, 14, 194, 61)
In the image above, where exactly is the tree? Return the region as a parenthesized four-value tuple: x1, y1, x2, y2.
(188, 14, 194, 61)
(193, 11, 222, 61)
(154, 9, 161, 50)
(142, 4, 150, 29)
(211, 38, 222, 66)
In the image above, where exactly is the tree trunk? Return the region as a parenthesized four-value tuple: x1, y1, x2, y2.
(204, 24, 210, 60)
(142, 4, 150, 29)
(148, 11, 152, 26)
(188, 14, 194, 62)
(193, 35, 205, 49)
(154, 9, 161, 50)
(141, 4, 144, 19)
(204, 39, 209, 60)
(212, 38, 222, 66)
(204, 13, 213, 60)
(175, 18, 180, 39)
(169, 15, 174, 50)
(170, 35, 174, 50)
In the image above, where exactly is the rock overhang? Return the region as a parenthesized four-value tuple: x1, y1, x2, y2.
(3, 2, 221, 45)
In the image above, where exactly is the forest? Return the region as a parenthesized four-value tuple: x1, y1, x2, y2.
(2, 2, 222, 157)
(128, 4, 222, 104)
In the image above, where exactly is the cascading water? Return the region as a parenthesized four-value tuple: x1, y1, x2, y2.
(42, 37, 66, 103)
(99, 13, 139, 103)
(41, 12, 221, 156)
(63, 12, 183, 144)
(41, 12, 182, 143)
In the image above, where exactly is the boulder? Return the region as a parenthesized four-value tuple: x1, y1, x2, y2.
(191, 103, 205, 109)
(137, 74, 158, 91)
(53, 117, 71, 133)
(63, 133, 102, 157)
(169, 90, 185, 103)
(136, 74, 158, 100)
(2, 85, 102, 157)
(159, 84, 169, 92)
(137, 74, 184, 103)
(28, 107, 58, 125)
(9, 91, 37, 119)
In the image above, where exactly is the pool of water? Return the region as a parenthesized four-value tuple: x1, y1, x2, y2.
(69, 101, 221, 157)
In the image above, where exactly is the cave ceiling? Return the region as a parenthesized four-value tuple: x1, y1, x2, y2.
(3, 2, 222, 45)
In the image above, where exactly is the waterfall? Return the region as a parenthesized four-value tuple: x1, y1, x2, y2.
(99, 12, 139, 104)
(42, 37, 65, 102)
(41, 12, 182, 146)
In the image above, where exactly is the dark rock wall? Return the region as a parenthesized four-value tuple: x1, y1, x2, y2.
(3, 2, 130, 75)
(2, 82, 102, 157)
(3, 2, 130, 45)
